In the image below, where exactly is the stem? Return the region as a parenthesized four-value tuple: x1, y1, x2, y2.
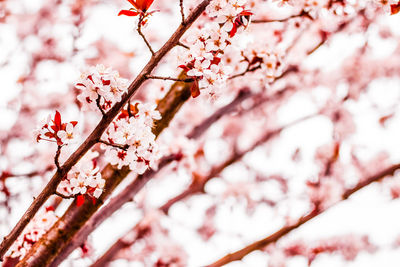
(229, 65, 261, 80)
(54, 146, 62, 171)
(252, 10, 312, 24)
(54, 192, 74, 199)
(95, 95, 105, 116)
(137, 16, 155, 56)
(187, 88, 252, 139)
(146, 75, 193, 82)
(0, 0, 212, 260)
(177, 41, 189, 49)
(98, 140, 129, 151)
(179, 0, 185, 24)
(127, 101, 134, 117)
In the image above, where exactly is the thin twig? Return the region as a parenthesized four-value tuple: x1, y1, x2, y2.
(98, 140, 129, 151)
(127, 101, 134, 117)
(54, 146, 62, 171)
(177, 41, 189, 49)
(138, 16, 155, 56)
(252, 10, 312, 24)
(96, 95, 106, 116)
(229, 65, 261, 80)
(179, 0, 185, 24)
(54, 192, 75, 199)
(146, 75, 193, 82)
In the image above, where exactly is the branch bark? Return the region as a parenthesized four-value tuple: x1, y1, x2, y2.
(0, 0, 212, 261)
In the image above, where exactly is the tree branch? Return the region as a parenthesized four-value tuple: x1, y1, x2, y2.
(206, 163, 400, 267)
(187, 88, 252, 139)
(19, 75, 193, 267)
(179, 0, 185, 24)
(0, 0, 212, 260)
(98, 140, 129, 151)
(252, 10, 312, 24)
(54, 146, 62, 171)
(146, 75, 194, 83)
(91, 114, 316, 266)
(137, 16, 155, 56)
(95, 95, 106, 116)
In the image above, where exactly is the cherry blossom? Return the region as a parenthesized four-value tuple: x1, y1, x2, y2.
(179, 0, 252, 98)
(75, 64, 128, 113)
(34, 111, 78, 146)
(101, 102, 161, 174)
(57, 123, 79, 145)
(57, 150, 105, 205)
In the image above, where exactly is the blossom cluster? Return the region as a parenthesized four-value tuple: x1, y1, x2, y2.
(34, 110, 78, 146)
(8, 207, 58, 259)
(101, 102, 161, 174)
(76, 64, 128, 113)
(242, 42, 285, 83)
(272, 0, 400, 15)
(57, 150, 105, 205)
(179, 0, 252, 98)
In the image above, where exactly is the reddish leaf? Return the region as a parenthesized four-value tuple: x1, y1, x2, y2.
(118, 9, 140, 16)
(391, 4, 400, 15)
(190, 80, 200, 98)
(102, 79, 111, 85)
(178, 64, 191, 73)
(46, 206, 55, 212)
(76, 195, 85, 207)
(54, 110, 62, 129)
(211, 56, 221, 66)
(240, 10, 253, 16)
(127, 0, 154, 12)
(229, 23, 238, 38)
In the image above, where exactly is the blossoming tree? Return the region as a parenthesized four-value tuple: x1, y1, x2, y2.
(0, 0, 400, 266)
